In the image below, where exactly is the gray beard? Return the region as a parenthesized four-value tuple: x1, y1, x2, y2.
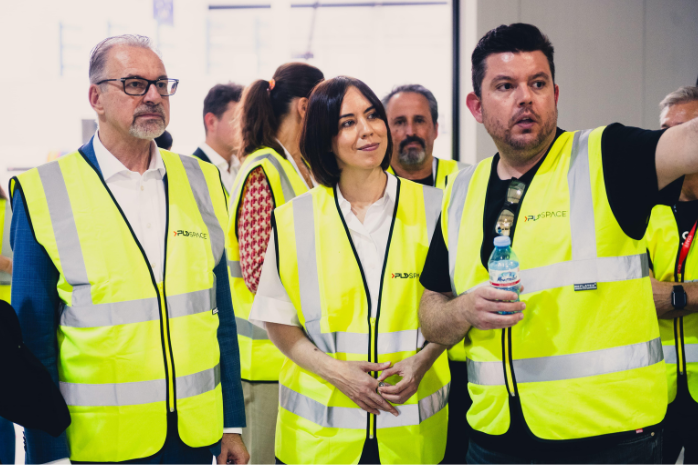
(129, 118, 166, 140)
(398, 147, 427, 167)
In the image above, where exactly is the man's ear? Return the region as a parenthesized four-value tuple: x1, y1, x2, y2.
(434, 122, 439, 140)
(89, 84, 105, 116)
(554, 83, 560, 106)
(204, 112, 218, 134)
(466, 92, 484, 124)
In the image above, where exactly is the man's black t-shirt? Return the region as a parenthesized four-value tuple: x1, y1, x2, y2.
(419, 123, 683, 454)
(422, 123, 682, 293)
(411, 172, 435, 186)
(674, 200, 698, 246)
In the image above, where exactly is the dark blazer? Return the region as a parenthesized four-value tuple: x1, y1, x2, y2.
(10, 137, 246, 462)
(193, 147, 213, 164)
(0, 300, 70, 437)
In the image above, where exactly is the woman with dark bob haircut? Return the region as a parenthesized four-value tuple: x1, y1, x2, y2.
(249, 76, 450, 464)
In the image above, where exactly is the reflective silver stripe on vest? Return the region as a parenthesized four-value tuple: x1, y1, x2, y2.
(236, 317, 270, 340)
(663, 344, 698, 364)
(0, 199, 13, 285)
(60, 298, 160, 328)
(468, 338, 663, 385)
(446, 167, 477, 295)
(377, 328, 426, 354)
(179, 155, 225, 266)
(516, 253, 649, 295)
(176, 364, 221, 400)
(376, 382, 450, 428)
(280, 383, 449, 429)
(228, 259, 242, 278)
(168, 287, 216, 319)
(292, 192, 429, 355)
(233, 153, 297, 205)
(60, 364, 220, 407)
(422, 185, 444, 246)
(567, 130, 596, 261)
(38, 162, 93, 307)
(293, 193, 328, 349)
(60, 288, 215, 328)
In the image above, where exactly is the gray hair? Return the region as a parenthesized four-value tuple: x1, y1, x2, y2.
(659, 86, 698, 115)
(382, 84, 439, 125)
(89, 34, 159, 84)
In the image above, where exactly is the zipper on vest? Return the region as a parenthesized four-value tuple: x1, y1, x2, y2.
(161, 180, 177, 413)
(369, 317, 377, 439)
(677, 317, 685, 375)
(332, 181, 400, 445)
(79, 150, 177, 415)
(671, 214, 685, 377)
(502, 329, 516, 397)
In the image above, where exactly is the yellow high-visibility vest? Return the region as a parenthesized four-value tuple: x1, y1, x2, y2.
(273, 178, 450, 464)
(226, 147, 308, 381)
(12, 150, 227, 462)
(442, 127, 667, 440)
(0, 198, 12, 303)
(388, 157, 468, 361)
(646, 205, 698, 404)
(387, 156, 468, 190)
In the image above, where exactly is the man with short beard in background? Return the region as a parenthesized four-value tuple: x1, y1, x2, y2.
(383, 84, 469, 189)
(383, 84, 470, 464)
(10, 35, 248, 464)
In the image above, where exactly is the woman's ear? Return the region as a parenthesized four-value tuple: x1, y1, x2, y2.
(297, 97, 309, 121)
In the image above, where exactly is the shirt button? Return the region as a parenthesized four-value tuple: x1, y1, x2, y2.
(146, 223, 151, 229)
(140, 186, 144, 191)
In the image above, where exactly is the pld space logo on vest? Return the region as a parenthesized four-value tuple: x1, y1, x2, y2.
(524, 211, 568, 222)
(173, 230, 208, 239)
(392, 272, 420, 279)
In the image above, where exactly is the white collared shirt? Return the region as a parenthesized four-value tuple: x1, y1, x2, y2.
(93, 131, 167, 282)
(250, 173, 397, 328)
(278, 141, 316, 189)
(198, 142, 241, 193)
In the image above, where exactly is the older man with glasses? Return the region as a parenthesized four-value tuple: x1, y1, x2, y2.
(9, 35, 248, 464)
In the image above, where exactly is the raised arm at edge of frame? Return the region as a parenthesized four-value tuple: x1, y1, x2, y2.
(656, 116, 698, 190)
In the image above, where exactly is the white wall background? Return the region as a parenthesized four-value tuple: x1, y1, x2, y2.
(459, 0, 698, 164)
(0, 0, 453, 193)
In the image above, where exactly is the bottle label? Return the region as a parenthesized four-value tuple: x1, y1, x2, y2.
(489, 267, 520, 287)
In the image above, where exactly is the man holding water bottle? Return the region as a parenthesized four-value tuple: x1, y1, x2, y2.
(419, 23, 698, 464)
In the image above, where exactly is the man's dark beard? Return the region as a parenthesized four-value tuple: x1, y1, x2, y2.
(483, 106, 558, 164)
(398, 135, 427, 167)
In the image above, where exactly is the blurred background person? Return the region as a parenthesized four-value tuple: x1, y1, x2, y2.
(0, 186, 12, 303)
(383, 83, 469, 463)
(382, 84, 468, 188)
(226, 62, 323, 464)
(250, 76, 449, 464)
(0, 417, 13, 464)
(645, 85, 698, 465)
(194, 83, 245, 195)
(154, 129, 173, 150)
(0, 184, 13, 464)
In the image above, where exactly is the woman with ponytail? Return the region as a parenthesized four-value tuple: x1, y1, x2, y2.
(225, 62, 323, 464)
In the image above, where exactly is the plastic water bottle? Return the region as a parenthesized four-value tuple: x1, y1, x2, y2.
(488, 236, 521, 314)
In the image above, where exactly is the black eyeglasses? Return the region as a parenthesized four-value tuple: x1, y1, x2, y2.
(495, 180, 526, 237)
(96, 77, 179, 96)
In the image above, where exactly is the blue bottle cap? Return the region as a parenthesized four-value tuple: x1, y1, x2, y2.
(494, 236, 511, 247)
